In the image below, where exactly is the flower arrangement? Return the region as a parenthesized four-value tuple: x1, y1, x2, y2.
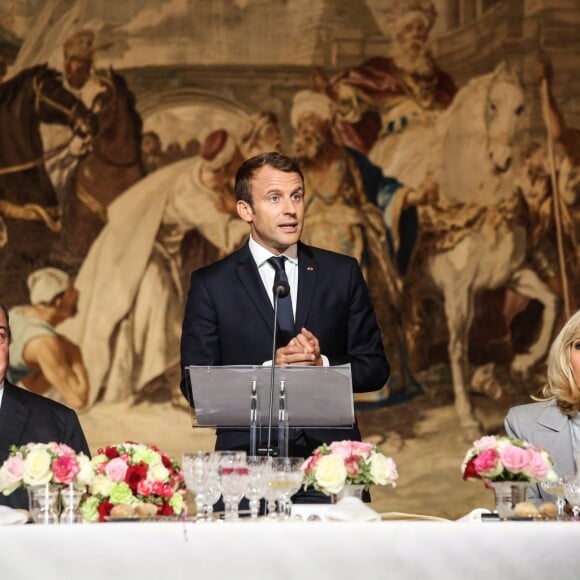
(0, 442, 93, 495)
(301, 440, 398, 495)
(80, 442, 186, 522)
(462, 435, 557, 486)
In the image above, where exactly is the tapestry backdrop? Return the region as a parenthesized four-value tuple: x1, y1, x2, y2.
(0, 0, 578, 516)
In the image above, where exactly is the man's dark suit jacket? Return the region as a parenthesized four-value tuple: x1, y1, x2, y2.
(180, 240, 389, 456)
(0, 381, 90, 509)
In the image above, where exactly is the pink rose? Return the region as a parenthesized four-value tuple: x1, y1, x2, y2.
(348, 441, 374, 458)
(137, 479, 153, 496)
(473, 436, 497, 450)
(49, 443, 75, 457)
(329, 440, 373, 459)
(105, 457, 129, 482)
(523, 449, 549, 480)
(473, 449, 500, 476)
(344, 455, 361, 477)
(151, 481, 166, 496)
(52, 455, 80, 484)
(302, 451, 322, 473)
(3, 454, 25, 485)
(161, 483, 174, 498)
(499, 444, 529, 473)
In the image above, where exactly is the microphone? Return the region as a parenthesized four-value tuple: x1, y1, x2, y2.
(273, 279, 290, 299)
(266, 278, 289, 457)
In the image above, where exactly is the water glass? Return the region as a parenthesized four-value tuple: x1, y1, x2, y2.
(182, 452, 215, 521)
(244, 456, 271, 519)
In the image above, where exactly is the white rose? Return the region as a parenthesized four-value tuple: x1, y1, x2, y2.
(76, 455, 95, 486)
(91, 474, 113, 497)
(22, 448, 53, 486)
(146, 461, 170, 482)
(314, 454, 347, 494)
(368, 453, 398, 487)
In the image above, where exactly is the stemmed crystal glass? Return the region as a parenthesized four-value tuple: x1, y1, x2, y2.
(563, 476, 580, 518)
(270, 457, 305, 519)
(215, 451, 248, 521)
(244, 456, 271, 520)
(182, 451, 215, 521)
(540, 477, 568, 519)
(262, 460, 280, 519)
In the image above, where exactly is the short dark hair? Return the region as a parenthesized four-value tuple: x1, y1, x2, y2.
(0, 302, 10, 343)
(234, 152, 304, 206)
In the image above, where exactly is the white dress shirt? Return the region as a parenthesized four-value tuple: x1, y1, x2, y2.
(247, 236, 328, 366)
(248, 236, 298, 316)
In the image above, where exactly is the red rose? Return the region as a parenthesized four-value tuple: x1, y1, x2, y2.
(97, 501, 114, 522)
(462, 457, 480, 480)
(104, 446, 120, 459)
(161, 454, 172, 469)
(158, 501, 174, 516)
(125, 463, 148, 492)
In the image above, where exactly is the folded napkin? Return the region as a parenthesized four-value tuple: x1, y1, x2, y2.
(325, 497, 380, 522)
(0, 506, 29, 525)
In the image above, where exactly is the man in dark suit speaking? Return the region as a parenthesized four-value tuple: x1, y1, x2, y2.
(0, 303, 90, 509)
(180, 152, 389, 458)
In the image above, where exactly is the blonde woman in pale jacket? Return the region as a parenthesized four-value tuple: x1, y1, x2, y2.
(505, 310, 580, 503)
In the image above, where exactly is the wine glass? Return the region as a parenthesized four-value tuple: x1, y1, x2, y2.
(540, 477, 568, 519)
(244, 456, 271, 520)
(563, 476, 580, 518)
(215, 451, 248, 521)
(202, 462, 222, 519)
(270, 457, 305, 519)
(262, 460, 280, 519)
(182, 451, 214, 521)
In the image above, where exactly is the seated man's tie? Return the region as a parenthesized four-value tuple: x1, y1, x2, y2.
(267, 256, 295, 344)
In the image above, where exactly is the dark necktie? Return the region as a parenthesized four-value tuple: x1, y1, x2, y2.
(267, 256, 295, 343)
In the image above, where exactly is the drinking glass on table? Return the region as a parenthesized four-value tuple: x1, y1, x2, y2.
(540, 477, 568, 519)
(563, 476, 580, 518)
(215, 451, 248, 521)
(269, 457, 305, 519)
(182, 451, 215, 521)
(244, 456, 271, 519)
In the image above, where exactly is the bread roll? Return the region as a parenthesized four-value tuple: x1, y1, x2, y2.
(110, 503, 134, 518)
(538, 502, 558, 519)
(513, 501, 538, 517)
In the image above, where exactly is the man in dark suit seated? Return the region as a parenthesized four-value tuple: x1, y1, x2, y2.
(0, 303, 90, 510)
(180, 152, 389, 500)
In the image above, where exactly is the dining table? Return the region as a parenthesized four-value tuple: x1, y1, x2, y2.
(1, 517, 580, 579)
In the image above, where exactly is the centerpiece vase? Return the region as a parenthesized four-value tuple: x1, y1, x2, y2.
(331, 484, 365, 503)
(27, 483, 60, 524)
(60, 483, 84, 524)
(491, 481, 528, 518)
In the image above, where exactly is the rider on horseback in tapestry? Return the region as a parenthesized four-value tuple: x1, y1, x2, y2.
(0, 56, 97, 306)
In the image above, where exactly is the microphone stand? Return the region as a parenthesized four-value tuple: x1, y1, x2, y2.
(266, 280, 290, 456)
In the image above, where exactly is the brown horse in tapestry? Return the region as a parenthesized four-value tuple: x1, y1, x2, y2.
(62, 70, 144, 266)
(0, 64, 96, 305)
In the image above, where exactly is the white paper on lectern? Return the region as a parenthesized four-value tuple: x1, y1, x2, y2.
(186, 364, 354, 428)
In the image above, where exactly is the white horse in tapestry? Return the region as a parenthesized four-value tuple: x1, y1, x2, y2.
(413, 63, 558, 438)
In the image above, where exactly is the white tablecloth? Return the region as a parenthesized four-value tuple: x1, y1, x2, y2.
(1, 520, 579, 579)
